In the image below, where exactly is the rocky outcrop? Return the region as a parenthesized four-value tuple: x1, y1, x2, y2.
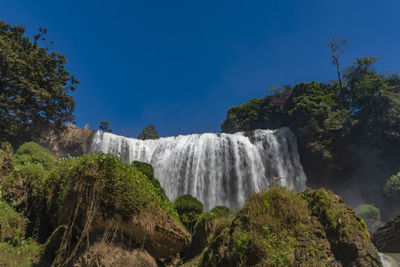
(38, 124, 94, 157)
(75, 243, 157, 267)
(200, 187, 382, 267)
(302, 189, 382, 267)
(45, 153, 190, 265)
(372, 216, 400, 253)
(0, 149, 13, 182)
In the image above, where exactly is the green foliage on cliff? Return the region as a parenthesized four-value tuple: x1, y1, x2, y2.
(355, 204, 380, 221)
(186, 206, 232, 259)
(138, 124, 160, 140)
(15, 142, 58, 170)
(0, 21, 78, 147)
(0, 200, 26, 244)
(174, 194, 204, 233)
(200, 187, 336, 266)
(383, 172, 400, 197)
(200, 187, 379, 267)
(46, 153, 178, 221)
(131, 160, 168, 201)
(0, 201, 42, 266)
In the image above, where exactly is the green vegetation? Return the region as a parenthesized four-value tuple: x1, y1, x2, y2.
(355, 204, 380, 221)
(99, 120, 112, 132)
(46, 153, 178, 222)
(200, 187, 336, 266)
(0, 201, 42, 266)
(0, 242, 42, 266)
(186, 206, 232, 259)
(0, 21, 78, 147)
(131, 160, 168, 201)
(174, 194, 204, 233)
(383, 172, 400, 197)
(15, 142, 58, 170)
(200, 187, 378, 266)
(0, 200, 26, 244)
(138, 123, 159, 140)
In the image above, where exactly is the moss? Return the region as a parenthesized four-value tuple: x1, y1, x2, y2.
(0, 142, 14, 155)
(301, 188, 374, 266)
(1, 163, 47, 210)
(174, 194, 204, 233)
(46, 153, 179, 223)
(0, 241, 42, 266)
(0, 149, 14, 179)
(15, 142, 58, 170)
(200, 187, 336, 266)
(0, 201, 26, 245)
(185, 206, 232, 260)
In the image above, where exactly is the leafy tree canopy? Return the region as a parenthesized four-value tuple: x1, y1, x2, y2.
(138, 124, 159, 140)
(0, 21, 78, 147)
(99, 120, 112, 132)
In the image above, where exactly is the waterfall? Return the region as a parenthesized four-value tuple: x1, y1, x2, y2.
(89, 127, 307, 210)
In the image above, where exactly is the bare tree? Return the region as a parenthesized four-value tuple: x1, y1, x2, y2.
(328, 36, 348, 92)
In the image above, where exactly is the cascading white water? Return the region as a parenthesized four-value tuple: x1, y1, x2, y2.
(89, 127, 307, 210)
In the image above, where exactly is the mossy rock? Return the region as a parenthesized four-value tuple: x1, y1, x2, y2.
(0, 149, 14, 181)
(0, 241, 42, 266)
(185, 206, 232, 260)
(15, 142, 58, 170)
(174, 194, 204, 233)
(2, 163, 47, 209)
(0, 201, 26, 244)
(45, 153, 190, 263)
(301, 188, 381, 266)
(0, 142, 14, 155)
(200, 187, 340, 266)
(76, 243, 157, 267)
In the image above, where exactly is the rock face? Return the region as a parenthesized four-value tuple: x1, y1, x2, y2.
(199, 187, 382, 267)
(372, 216, 400, 253)
(75, 243, 157, 267)
(38, 124, 94, 157)
(302, 189, 382, 267)
(45, 153, 190, 265)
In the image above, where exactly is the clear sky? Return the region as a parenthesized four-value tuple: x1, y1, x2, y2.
(2, 1, 400, 137)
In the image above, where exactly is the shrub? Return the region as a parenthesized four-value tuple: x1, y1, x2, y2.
(0, 201, 26, 245)
(383, 172, 400, 197)
(174, 194, 204, 233)
(355, 204, 380, 221)
(15, 142, 58, 170)
(131, 161, 168, 201)
(187, 206, 232, 259)
(0, 241, 42, 266)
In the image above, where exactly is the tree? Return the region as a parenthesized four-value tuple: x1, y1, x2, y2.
(328, 37, 348, 93)
(174, 194, 203, 233)
(99, 120, 112, 132)
(344, 57, 391, 109)
(138, 124, 159, 140)
(0, 21, 78, 147)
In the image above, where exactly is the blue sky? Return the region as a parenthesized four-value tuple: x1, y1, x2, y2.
(2, 1, 400, 137)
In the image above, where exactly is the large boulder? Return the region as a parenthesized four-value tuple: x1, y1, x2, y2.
(372, 215, 400, 253)
(75, 242, 157, 267)
(45, 153, 190, 265)
(200, 187, 381, 267)
(302, 189, 381, 266)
